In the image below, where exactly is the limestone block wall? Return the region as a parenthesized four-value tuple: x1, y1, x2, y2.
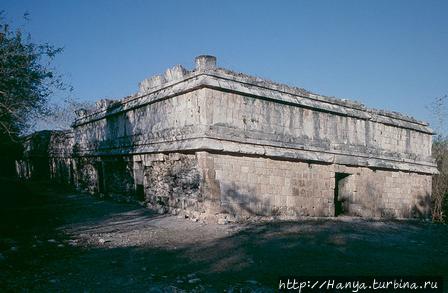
(16, 131, 52, 180)
(69, 150, 432, 220)
(137, 153, 204, 214)
(70, 55, 436, 176)
(49, 158, 73, 185)
(333, 165, 432, 218)
(202, 88, 432, 168)
(72, 156, 135, 198)
(74, 157, 99, 194)
(102, 157, 135, 197)
(73, 152, 206, 216)
(48, 131, 74, 185)
(197, 152, 334, 218)
(73, 90, 205, 156)
(16, 130, 74, 183)
(195, 152, 432, 220)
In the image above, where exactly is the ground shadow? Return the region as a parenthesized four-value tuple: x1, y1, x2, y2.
(1, 185, 447, 291)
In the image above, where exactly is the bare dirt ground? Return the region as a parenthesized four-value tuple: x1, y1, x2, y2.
(1, 180, 447, 292)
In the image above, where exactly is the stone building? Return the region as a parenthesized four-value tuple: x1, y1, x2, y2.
(17, 55, 438, 221)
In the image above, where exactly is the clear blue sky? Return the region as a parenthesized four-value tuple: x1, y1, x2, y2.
(3, 0, 448, 128)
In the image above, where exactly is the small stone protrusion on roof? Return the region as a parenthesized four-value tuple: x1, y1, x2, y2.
(195, 55, 216, 71)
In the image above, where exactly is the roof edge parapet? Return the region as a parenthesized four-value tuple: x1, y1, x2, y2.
(74, 55, 431, 131)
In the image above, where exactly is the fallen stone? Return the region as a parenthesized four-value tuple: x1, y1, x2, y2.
(217, 218, 228, 225)
(188, 278, 201, 284)
(10, 246, 18, 252)
(47, 239, 57, 244)
(68, 240, 78, 246)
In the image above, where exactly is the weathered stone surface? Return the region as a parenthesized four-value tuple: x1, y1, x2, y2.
(142, 153, 202, 214)
(195, 55, 216, 71)
(138, 75, 166, 94)
(17, 55, 437, 221)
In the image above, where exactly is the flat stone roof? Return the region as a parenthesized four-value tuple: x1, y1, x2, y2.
(73, 55, 433, 134)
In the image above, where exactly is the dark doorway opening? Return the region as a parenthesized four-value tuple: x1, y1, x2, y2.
(334, 172, 351, 216)
(134, 161, 145, 201)
(136, 184, 145, 201)
(69, 161, 74, 186)
(97, 162, 106, 195)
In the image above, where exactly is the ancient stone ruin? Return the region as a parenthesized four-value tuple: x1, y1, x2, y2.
(16, 55, 438, 221)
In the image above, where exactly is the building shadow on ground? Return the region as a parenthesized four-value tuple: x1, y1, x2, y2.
(1, 182, 447, 291)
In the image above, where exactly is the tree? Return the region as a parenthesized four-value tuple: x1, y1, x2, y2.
(432, 138, 448, 222)
(428, 94, 448, 222)
(37, 97, 94, 131)
(0, 12, 68, 140)
(0, 12, 68, 176)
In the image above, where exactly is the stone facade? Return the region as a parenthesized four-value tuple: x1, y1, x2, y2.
(16, 130, 74, 183)
(17, 55, 437, 221)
